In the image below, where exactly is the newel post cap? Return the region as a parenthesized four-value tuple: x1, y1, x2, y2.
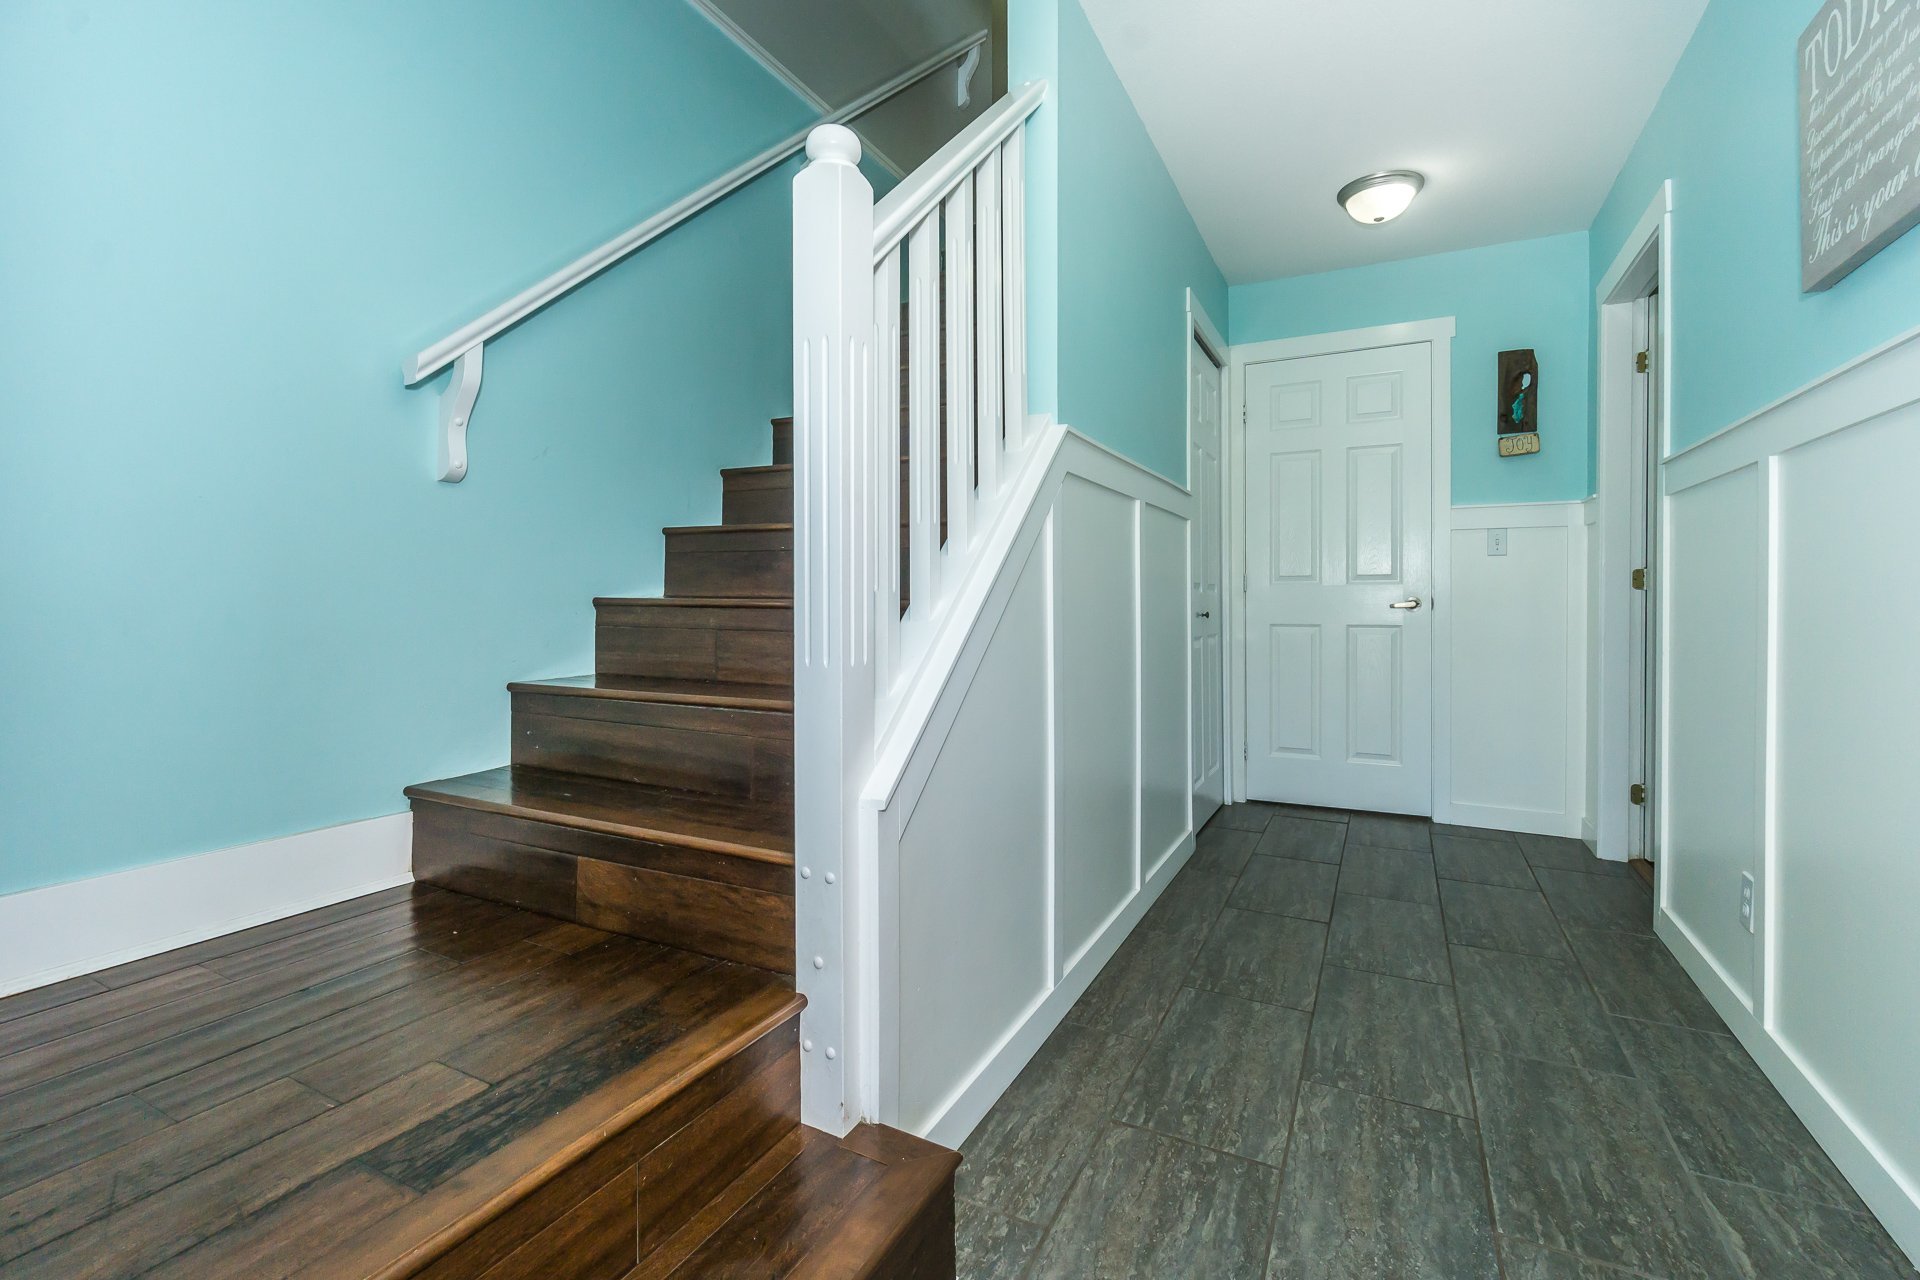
(805, 124, 862, 166)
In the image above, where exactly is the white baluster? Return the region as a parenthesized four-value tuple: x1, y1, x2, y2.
(974, 150, 1003, 505)
(907, 215, 941, 626)
(791, 123, 877, 1135)
(873, 246, 902, 699)
(943, 174, 975, 556)
(1001, 126, 1028, 452)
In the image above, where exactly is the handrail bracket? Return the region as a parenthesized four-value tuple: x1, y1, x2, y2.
(437, 346, 484, 484)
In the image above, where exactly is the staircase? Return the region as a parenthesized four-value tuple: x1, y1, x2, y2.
(395, 411, 957, 1279)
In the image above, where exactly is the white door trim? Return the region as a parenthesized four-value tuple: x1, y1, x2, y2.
(1188, 286, 1228, 364)
(1227, 317, 1455, 814)
(1593, 183, 1674, 861)
(1186, 288, 1229, 810)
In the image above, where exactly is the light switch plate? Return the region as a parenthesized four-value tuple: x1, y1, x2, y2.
(1740, 872, 1755, 933)
(1487, 528, 1509, 556)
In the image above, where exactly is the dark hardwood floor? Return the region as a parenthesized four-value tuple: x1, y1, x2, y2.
(0, 414, 958, 1277)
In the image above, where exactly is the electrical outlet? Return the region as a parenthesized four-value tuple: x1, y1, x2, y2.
(1739, 872, 1755, 933)
(1487, 528, 1508, 556)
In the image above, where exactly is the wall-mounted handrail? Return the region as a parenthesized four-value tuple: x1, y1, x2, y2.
(409, 27, 989, 482)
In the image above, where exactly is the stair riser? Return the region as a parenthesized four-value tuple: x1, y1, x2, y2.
(723, 464, 930, 528)
(721, 475, 791, 525)
(412, 801, 794, 972)
(511, 692, 793, 811)
(595, 603, 792, 685)
(664, 529, 793, 600)
(402, 992, 801, 1280)
(771, 419, 792, 465)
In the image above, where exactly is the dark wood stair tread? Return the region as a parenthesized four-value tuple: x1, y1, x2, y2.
(662, 521, 793, 535)
(632, 1122, 959, 1278)
(509, 674, 793, 713)
(593, 596, 791, 610)
(407, 767, 793, 864)
(293, 937, 805, 1280)
(0, 886, 806, 1280)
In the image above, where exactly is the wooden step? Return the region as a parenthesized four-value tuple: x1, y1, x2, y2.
(663, 524, 793, 600)
(295, 946, 806, 1280)
(0, 887, 807, 1280)
(509, 676, 792, 810)
(771, 416, 792, 465)
(630, 1123, 959, 1278)
(721, 465, 792, 525)
(408, 768, 794, 973)
(515, 673, 793, 713)
(595, 597, 792, 687)
(724, 460, 930, 527)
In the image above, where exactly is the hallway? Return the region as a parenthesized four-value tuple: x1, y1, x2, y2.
(952, 804, 1915, 1278)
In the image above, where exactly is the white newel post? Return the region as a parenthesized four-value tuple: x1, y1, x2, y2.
(792, 124, 878, 1134)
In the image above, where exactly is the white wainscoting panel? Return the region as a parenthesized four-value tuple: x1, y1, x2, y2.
(876, 430, 1193, 1148)
(0, 813, 414, 996)
(1052, 477, 1142, 978)
(1140, 506, 1191, 882)
(1770, 409, 1920, 1241)
(1661, 464, 1762, 1008)
(1443, 503, 1588, 838)
(1657, 323, 1920, 1263)
(893, 545, 1053, 1131)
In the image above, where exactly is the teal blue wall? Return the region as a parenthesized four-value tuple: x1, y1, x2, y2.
(1594, 0, 1920, 451)
(0, 1, 812, 895)
(1010, 0, 1062, 422)
(1230, 233, 1593, 506)
(1011, 0, 1229, 484)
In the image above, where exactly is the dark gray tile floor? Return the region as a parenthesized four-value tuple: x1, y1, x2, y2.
(955, 803, 1917, 1280)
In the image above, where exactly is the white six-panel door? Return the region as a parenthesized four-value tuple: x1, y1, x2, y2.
(1190, 334, 1226, 821)
(1245, 342, 1434, 814)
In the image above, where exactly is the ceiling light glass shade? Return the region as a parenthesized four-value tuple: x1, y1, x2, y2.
(1338, 171, 1425, 225)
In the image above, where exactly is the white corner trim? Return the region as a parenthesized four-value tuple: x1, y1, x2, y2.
(1187, 286, 1227, 364)
(1597, 180, 1674, 303)
(0, 813, 413, 997)
(1593, 184, 1674, 863)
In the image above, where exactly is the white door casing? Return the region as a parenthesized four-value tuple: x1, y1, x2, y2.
(1627, 292, 1661, 860)
(1244, 341, 1435, 815)
(1190, 333, 1226, 822)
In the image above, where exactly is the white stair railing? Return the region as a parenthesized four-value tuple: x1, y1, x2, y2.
(791, 81, 1047, 1133)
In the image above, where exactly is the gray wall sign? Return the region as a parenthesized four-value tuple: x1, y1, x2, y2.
(1801, 0, 1920, 291)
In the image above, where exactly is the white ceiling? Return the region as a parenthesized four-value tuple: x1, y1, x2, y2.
(1077, 0, 1709, 284)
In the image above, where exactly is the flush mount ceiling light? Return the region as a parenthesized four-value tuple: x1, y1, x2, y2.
(1337, 171, 1425, 225)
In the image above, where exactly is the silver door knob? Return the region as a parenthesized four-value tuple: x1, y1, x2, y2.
(1389, 598, 1422, 611)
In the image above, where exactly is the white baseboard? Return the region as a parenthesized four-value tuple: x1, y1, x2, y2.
(0, 813, 414, 997)
(1658, 908, 1920, 1260)
(1445, 801, 1584, 840)
(920, 829, 1196, 1150)
(1581, 817, 1598, 851)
